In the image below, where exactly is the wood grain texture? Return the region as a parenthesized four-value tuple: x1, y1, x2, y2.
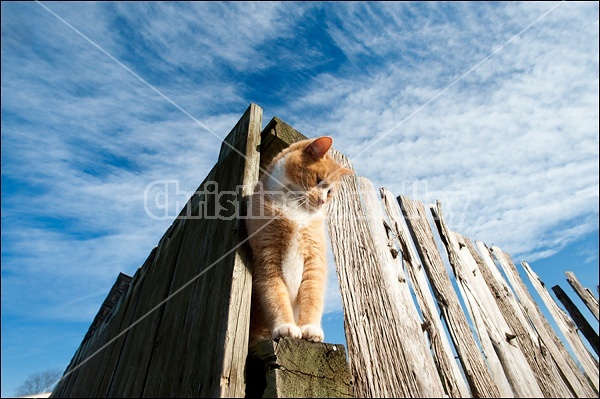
(398, 195, 501, 398)
(521, 261, 599, 392)
(246, 338, 353, 398)
(472, 241, 575, 398)
(566, 271, 599, 322)
(327, 153, 441, 397)
(431, 203, 516, 398)
(492, 247, 598, 397)
(380, 188, 470, 398)
(51, 103, 262, 398)
(139, 103, 261, 398)
(552, 285, 599, 356)
(360, 178, 445, 397)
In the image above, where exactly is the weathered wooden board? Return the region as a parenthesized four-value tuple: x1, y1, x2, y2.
(327, 155, 443, 397)
(51, 103, 262, 398)
(380, 188, 470, 398)
(492, 247, 597, 397)
(89, 251, 156, 398)
(105, 217, 188, 397)
(552, 285, 599, 356)
(430, 203, 517, 398)
(258, 116, 308, 177)
(521, 261, 599, 391)
(360, 178, 445, 397)
(432, 202, 549, 397)
(566, 271, 599, 322)
(137, 103, 261, 398)
(472, 241, 575, 398)
(398, 195, 501, 398)
(246, 338, 353, 398)
(51, 248, 155, 398)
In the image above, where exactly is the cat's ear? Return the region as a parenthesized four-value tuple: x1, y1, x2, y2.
(306, 136, 333, 159)
(339, 167, 354, 176)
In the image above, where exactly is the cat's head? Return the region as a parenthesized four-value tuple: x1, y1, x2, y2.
(265, 136, 354, 213)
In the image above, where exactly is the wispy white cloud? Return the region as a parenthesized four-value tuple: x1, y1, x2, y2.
(288, 1, 599, 263)
(1, 1, 598, 395)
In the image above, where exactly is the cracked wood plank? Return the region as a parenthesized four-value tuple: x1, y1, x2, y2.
(521, 261, 599, 392)
(246, 338, 353, 398)
(566, 271, 599, 322)
(398, 195, 501, 398)
(473, 241, 575, 398)
(492, 247, 598, 397)
(552, 285, 599, 356)
(431, 202, 547, 397)
(380, 188, 470, 398)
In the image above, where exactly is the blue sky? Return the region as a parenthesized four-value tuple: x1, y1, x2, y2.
(1, 1, 598, 397)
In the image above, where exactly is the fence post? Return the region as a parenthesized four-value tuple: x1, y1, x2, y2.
(51, 103, 262, 398)
(552, 285, 599, 356)
(492, 247, 597, 397)
(246, 338, 353, 398)
(472, 241, 575, 398)
(398, 195, 501, 398)
(566, 271, 599, 321)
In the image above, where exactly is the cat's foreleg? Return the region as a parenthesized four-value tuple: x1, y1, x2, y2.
(253, 271, 302, 340)
(296, 254, 327, 342)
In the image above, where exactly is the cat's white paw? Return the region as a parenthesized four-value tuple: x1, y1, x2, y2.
(300, 324, 324, 342)
(272, 323, 302, 340)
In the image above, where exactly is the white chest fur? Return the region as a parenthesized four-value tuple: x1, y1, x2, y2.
(281, 231, 304, 307)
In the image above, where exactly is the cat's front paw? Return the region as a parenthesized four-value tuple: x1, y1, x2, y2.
(300, 324, 324, 342)
(272, 323, 302, 340)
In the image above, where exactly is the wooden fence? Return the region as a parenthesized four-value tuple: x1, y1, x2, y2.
(50, 103, 599, 398)
(327, 152, 599, 398)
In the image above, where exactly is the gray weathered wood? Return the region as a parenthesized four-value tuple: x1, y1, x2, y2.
(432, 202, 547, 397)
(359, 179, 446, 397)
(258, 116, 308, 179)
(431, 202, 517, 397)
(492, 247, 598, 397)
(51, 247, 156, 398)
(380, 188, 470, 398)
(139, 103, 261, 398)
(552, 285, 599, 356)
(472, 241, 575, 398)
(327, 155, 439, 397)
(566, 271, 599, 322)
(51, 103, 262, 398)
(398, 195, 501, 398)
(521, 261, 599, 392)
(246, 338, 353, 398)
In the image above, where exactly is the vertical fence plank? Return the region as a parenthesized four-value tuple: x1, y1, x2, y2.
(432, 202, 549, 397)
(381, 188, 470, 398)
(359, 178, 445, 397)
(327, 152, 441, 397)
(552, 285, 599, 356)
(138, 103, 261, 398)
(398, 195, 500, 398)
(431, 203, 515, 398)
(327, 153, 393, 397)
(472, 241, 575, 398)
(51, 103, 262, 399)
(566, 271, 599, 321)
(521, 261, 599, 391)
(492, 247, 597, 397)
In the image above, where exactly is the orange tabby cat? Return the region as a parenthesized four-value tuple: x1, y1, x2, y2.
(246, 136, 353, 345)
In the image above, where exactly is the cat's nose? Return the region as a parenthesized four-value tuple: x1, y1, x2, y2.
(317, 198, 325, 206)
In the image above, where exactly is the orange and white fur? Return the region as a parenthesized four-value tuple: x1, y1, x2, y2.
(246, 136, 353, 345)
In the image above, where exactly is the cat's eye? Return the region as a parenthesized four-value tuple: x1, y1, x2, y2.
(316, 176, 323, 185)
